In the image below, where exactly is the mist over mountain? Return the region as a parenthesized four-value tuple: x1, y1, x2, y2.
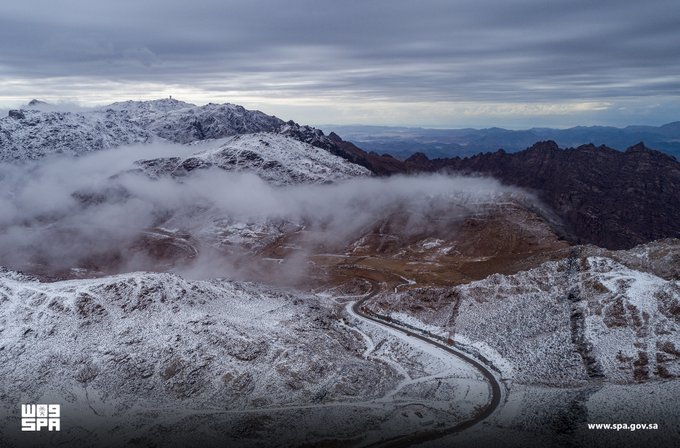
(325, 122, 680, 160)
(2, 99, 680, 253)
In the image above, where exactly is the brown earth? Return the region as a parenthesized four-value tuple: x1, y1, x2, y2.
(255, 200, 571, 291)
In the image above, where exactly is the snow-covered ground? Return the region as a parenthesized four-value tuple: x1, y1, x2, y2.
(0, 268, 492, 447)
(136, 132, 371, 185)
(371, 252, 680, 386)
(0, 99, 338, 163)
(367, 245, 680, 447)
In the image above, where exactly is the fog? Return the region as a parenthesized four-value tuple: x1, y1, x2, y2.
(0, 143, 533, 282)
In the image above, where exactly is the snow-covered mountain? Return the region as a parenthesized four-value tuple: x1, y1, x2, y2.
(0, 267, 491, 447)
(368, 239, 680, 386)
(0, 268, 393, 445)
(135, 132, 370, 185)
(0, 99, 338, 163)
(0, 108, 152, 161)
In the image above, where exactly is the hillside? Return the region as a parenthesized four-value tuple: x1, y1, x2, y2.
(135, 132, 370, 185)
(368, 239, 680, 386)
(0, 99, 338, 162)
(0, 268, 487, 447)
(430, 141, 680, 249)
(299, 137, 680, 250)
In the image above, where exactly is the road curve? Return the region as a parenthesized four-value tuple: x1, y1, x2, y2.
(350, 279, 503, 448)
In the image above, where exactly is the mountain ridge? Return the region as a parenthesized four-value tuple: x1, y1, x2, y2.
(0, 99, 338, 162)
(406, 140, 680, 250)
(2, 98, 679, 251)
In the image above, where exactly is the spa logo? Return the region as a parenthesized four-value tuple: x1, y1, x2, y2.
(21, 404, 60, 431)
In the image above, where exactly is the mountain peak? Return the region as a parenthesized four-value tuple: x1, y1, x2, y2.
(405, 152, 430, 163)
(103, 98, 196, 114)
(624, 141, 677, 162)
(527, 140, 559, 152)
(575, 143, 598, 151)
(27, 99, 48, 107)
(327, 131, 343, 142)
(625, 141, 649, 153)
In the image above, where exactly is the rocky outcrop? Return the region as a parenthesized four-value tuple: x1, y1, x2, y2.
(368, 240, 680, 385)
(320, 138, 680, 250)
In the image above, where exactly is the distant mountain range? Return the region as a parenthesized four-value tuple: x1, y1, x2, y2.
(323, 122, 680, 160)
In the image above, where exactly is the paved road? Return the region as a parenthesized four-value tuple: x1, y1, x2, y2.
(350, 279, 503, 448)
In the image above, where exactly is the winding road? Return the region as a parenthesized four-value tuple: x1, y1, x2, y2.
(348, 277, 503, 447)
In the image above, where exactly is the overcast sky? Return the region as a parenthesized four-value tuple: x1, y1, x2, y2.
(0, 0, 678, 127)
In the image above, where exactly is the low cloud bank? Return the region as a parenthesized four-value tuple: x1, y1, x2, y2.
(0, 143, 533, 281)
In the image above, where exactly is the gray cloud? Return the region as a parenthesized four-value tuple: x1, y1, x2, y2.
(0, 0, 678, 126)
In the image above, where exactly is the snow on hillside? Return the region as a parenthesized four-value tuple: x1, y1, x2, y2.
(0, 99, 339, 166)
(605, 238, 680, 280)
(367, 247, 680, 447)
(0, 270, 394, 446)
(144, 103, 283, 143)
(368, 248, 680, 386)
(136, 132, 371, 185)
(0, 109, 151, 161)
(0, 268, 491, 447)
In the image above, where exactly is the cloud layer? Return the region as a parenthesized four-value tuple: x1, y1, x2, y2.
(0, 143, 526, 281)
(0, 1, 679, 126)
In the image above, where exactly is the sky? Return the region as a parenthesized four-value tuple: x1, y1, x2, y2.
(0, 0, 678, 128)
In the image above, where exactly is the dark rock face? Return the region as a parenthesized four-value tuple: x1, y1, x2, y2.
(27, 99, 47, 107)
(423, 141, 680, 249)
(7, 110, 24, 120)
(328, 139, 680, 250)
(404, 152, 430, 164)
(278, 121, 334, 150)
(324, 133, 405, 175)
